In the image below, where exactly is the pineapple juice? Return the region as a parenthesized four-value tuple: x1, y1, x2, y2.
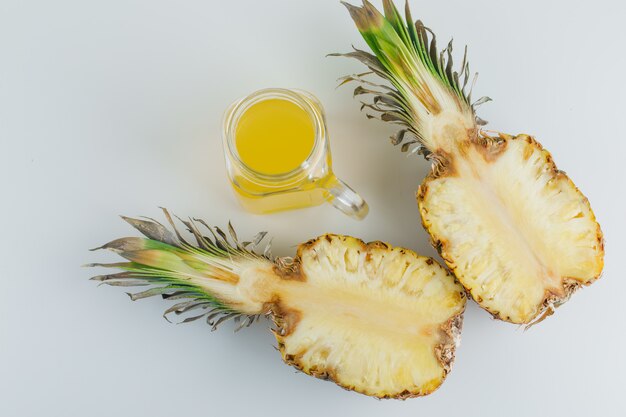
(223, 88, 367, 218)
(231, 97, 327, 213)
(235, 99, 314, 176)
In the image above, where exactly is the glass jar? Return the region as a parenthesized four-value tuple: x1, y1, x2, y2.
(222, 88, 368, 220)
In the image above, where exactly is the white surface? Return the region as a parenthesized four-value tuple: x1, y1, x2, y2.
(1, 1, 624, 416)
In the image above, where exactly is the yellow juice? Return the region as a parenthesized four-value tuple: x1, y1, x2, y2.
(232, 174, 328, 214)
(235, 99, 315, 175)
(232, 98, 328, 213)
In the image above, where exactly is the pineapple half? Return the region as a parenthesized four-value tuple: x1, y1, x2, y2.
(89, 209, 466, 398)
(336, 0, 604, 324)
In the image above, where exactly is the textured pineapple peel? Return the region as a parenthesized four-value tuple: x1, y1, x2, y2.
(89, 210, 466, 399)
(339, 0, 604, 324)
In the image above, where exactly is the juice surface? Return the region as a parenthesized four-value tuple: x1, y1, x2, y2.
(235, 98, 315, 175)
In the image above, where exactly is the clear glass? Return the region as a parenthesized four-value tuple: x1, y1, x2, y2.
(222, 88, 368, 220)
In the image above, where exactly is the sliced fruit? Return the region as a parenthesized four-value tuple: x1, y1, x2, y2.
(337, 0, 604, 324)
(419, 134, 603, 323)
(89, 210, 466, 398)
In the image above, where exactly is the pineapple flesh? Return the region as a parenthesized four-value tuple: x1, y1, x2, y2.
(419, 134, 602, 323)
(338, 0, 604, 324)
(89, 210, 466, 398)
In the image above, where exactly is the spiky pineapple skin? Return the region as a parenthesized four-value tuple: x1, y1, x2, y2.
(272, 234, 466, 399)
(418, 133, 604, 324)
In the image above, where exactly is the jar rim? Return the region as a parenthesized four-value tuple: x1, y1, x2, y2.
(222, 88, 326, 183)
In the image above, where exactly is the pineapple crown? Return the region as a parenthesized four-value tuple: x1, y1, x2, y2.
(333, 0, 490, 156)
(87, 208, 274, 331)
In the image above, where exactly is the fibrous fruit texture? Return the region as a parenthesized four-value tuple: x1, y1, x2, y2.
(89, 210, 466, 398)
(336, 0, 604, 325)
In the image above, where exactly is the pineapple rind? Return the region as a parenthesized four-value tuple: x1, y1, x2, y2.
(418, 135, 604, 324)
(273, 235, 466, 398)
